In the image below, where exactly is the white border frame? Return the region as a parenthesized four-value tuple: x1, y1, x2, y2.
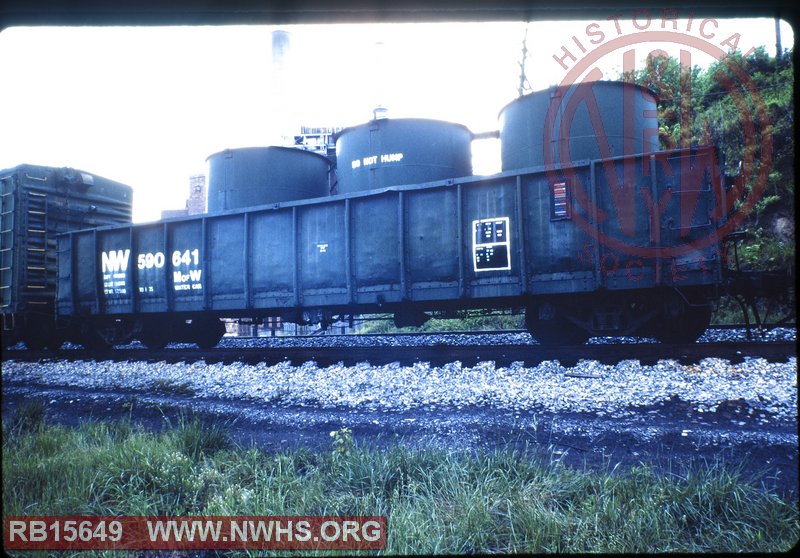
(472, 216, 511, 272)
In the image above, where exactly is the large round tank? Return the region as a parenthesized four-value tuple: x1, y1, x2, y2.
(207, 146, 330, 212)
(499, 81, 659, 170)
(334, 118, 472, 194)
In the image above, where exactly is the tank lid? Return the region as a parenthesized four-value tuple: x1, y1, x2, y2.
(333, 117, 473, 142)
(205, 145, 332, 164)
(498, 80, 659, 118)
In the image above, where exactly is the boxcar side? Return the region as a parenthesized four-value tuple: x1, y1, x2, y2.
(1, 165, 133, 348)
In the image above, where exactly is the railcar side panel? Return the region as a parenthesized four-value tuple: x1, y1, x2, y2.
(134, 224, 168, 313)
(250, 209, 295, 307)
(74, 231, 100, 314)
(298, 202, 348, 307)
(351, 193, 402, 304)
(406, 186, 460, 301)
(521, 167, 598, 294)
(463, 177, 520, 300)
(593, 148, 723, 290)
(655, 149, 723, 285)
(99, 228, 134, 313)
(208, 215, 245, 310)
(169, 219, 204, 312)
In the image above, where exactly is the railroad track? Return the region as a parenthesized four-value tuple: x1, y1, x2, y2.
(246, 323, 797, 339)
(4, 340, 795, 367)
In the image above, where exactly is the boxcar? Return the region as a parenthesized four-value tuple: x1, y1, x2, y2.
(1, 164, 133, 348)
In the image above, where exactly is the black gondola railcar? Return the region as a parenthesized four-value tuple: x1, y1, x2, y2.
(56, 143, 726, 348)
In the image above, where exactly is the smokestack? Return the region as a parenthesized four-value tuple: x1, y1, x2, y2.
(272, 30, 290, 67)
(269, 30, 295, 144)
(371, 40, 389, 120)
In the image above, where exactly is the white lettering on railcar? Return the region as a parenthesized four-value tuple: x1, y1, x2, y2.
(350, 152, 404, 169)
(137, 251, 166, 269)
(380, 152, 403, 163)
(101, 249, 131, 295)
(171, 247, 204, 292)
(136, 251, 166, 297)
(101, 249, 130, 273)
(472, 217, 512, 272)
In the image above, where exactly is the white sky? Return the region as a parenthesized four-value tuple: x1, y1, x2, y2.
(0, 18, 793, 222)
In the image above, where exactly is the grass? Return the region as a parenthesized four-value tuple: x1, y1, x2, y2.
(3, 414, 798, 555)
(149, 378, 198, 397)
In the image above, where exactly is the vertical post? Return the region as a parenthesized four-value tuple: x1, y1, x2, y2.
(92, 229, 102, 314)
(398, 190, 407, 299)
(292, 206, 300, 306)
(515, 175, 527, 292)
(202, 217, 209, 310)
(589, 163, 602, 288)
(70, 233, 78, 315)
(130, 226, 138, 314)
(243, 211, 251, 309)
(650, 154, 661, 285)
(456, 183, 465, 298)
(164, 222, 173, 313)
(345, 198, 353, 304)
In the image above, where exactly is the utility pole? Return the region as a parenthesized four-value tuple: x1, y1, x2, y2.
(518, 24, 532, 97)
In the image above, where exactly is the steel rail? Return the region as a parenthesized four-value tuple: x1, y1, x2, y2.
(235, 323, 797, 339)
(4, 341, 795, 367)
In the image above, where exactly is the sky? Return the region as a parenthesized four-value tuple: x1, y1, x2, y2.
(0, 18, 793, 222)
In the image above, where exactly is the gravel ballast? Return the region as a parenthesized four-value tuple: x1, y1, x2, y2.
(3, 353, 796, 421)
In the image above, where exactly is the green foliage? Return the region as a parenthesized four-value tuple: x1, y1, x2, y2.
(735, 227, 795, 271)
(169, 415, 232, 460)
(149, 378, 197, 397)
(4, 419, 799, 554)
(330, 427, 354, 456)
(358, 311, 525, 334)
(711, 294, 795, 326)
(3, 399, 46, 442)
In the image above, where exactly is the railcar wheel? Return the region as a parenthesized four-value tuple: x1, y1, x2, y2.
(653, 296, 713, 343)
(136, 318, 171, 350)
(22, 317, 55, 350)
(22, 331, 48, 350)
(78, 321, 113, 351)
(2, 331, 17, 349)
(81, 331, 112, 351)
(525, 304, 589, 345)
(192, 317, 225, 349)
(138, 329, 169, 350)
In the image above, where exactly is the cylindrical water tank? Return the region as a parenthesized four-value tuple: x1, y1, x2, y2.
(334, 118, 472, 194)
(207, 147, 331, 212)
(499, 81, 659, 170)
